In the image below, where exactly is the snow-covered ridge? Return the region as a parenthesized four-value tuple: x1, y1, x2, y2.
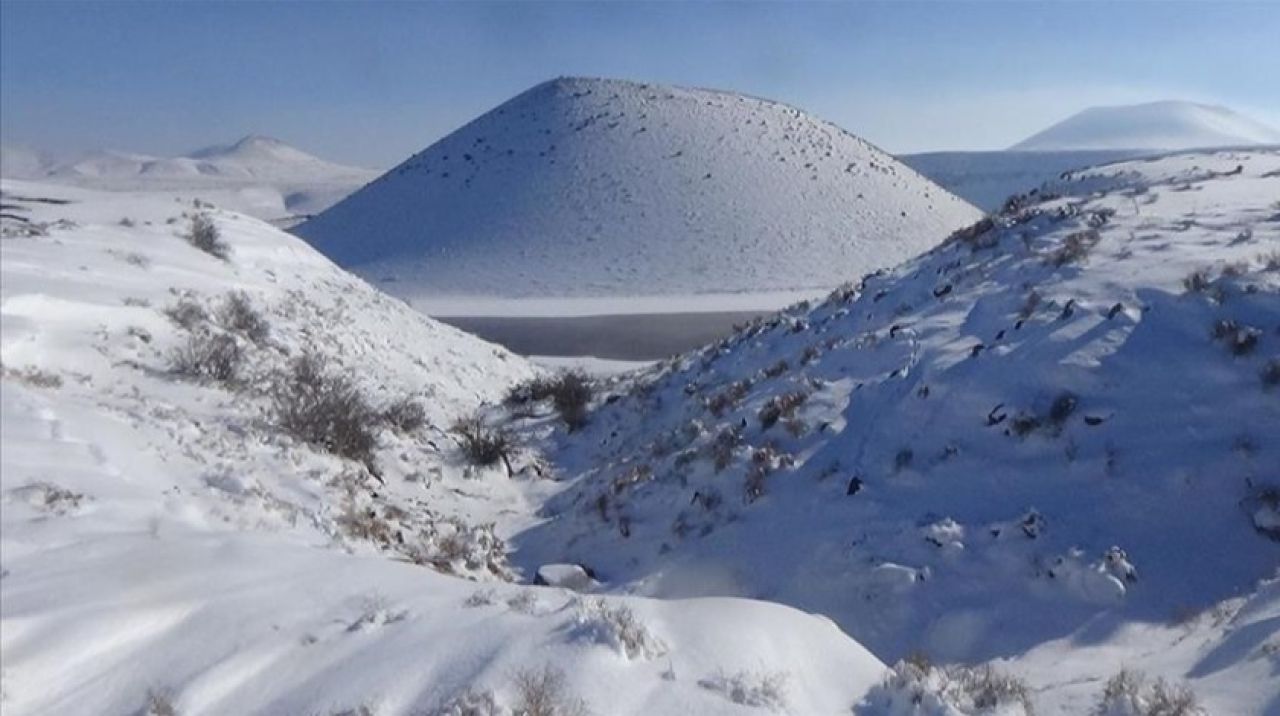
(296, 76, 981, 301)
(1010, 100, 1280, 151)
(0, 180, 888, 714)
(517, 149, 1280, 714)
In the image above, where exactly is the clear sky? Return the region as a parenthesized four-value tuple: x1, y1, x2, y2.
(2, 1, 1278, 168)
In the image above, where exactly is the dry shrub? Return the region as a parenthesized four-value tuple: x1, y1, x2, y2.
(551, 371, 593, 430)
(709, 425, 743, 472)
(1182, 268, 1214, 294)
(758, 390, 807, 430)
(216, 291, 269, 343)
(505, 375, 557, 405)
(1212, 319, 1260, 356)
(170, 332, 241, 384)
(1048, 228, 1101, 266)
(164, 297, 208, 330)
(512, 665, 590, 716)
(4, 365, 63, 388)
(452, 415, 516, 471)
(185, 212, 229, 259)
(707, 379, 751, 417)
(382, 396, 427, 433)
(273, 352, 379, 470)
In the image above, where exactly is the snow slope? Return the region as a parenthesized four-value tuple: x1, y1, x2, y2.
(1010, 101, 1280, 151)
(0, 180, 886, 714)
(295, 77, 981, 303)
(514, 149, 1280, 714)
(3, 137, 377, 224)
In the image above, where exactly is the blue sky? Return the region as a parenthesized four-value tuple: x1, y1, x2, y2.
(2, 1, 1277, 167)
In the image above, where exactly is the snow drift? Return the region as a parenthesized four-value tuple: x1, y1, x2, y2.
(295, 76, 981, 302)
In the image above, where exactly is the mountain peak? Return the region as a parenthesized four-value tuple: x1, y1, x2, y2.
(297, 78, 980, 301)
(188, 134, 319, 163)
(1010, 100, 1280, 151)
(230, 134, 288, 150)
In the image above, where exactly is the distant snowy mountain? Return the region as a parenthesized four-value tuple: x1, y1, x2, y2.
(296, 77, 981, 305)
(518, 148, 1280, 714)
(1011, 101, 1280, 151)
(2, 136, 377, 223)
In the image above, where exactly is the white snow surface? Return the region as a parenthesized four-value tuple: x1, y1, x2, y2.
(295, 76, 981, 301)
(516, 149, 1280, 714)
(1010, 101, 1280, 152)
(1, 136, 377, 224)
(0, 180, 887, 715)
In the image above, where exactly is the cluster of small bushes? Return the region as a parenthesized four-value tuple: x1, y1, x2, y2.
(1095, 668, 1203, 716)
(165, 291, 272, 385)
(506, 371, 594, 430)
(862, 659, 1202, 715)
(3, 364, 63, 389)
(163, 289, 431, 473)
(857, 659, 1033, 715)
(758, 390, 807, 430)
(707, 378, 752, 417)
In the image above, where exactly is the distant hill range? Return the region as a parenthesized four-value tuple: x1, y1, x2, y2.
(0, 136, 377, 224)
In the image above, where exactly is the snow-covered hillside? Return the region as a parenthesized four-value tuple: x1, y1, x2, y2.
(901, 149, 1150, 212)
(296, 77, 981, 306)
(2, 136, 377, 225)
(515, 149, 1280, 714)
(1010, 101, 1280, 151)
(0, 181, 888, 715)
